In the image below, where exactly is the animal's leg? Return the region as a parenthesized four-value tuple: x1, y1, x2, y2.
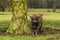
(35, 29, 38, 35)
(35, 32, 38, 35)
(31, 29, 35, 35)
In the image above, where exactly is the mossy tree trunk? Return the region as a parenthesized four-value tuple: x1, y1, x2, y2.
(7, 0, 30, 35)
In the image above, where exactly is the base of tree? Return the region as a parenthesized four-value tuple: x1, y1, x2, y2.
(0, 28, 59, 36)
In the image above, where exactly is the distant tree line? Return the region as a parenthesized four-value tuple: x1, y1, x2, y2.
(28, 0, 60, 9)
(0, 0, 12, 11)
(0, 0, 60, 12)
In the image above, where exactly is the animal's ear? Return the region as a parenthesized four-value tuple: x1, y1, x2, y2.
(40, 14, 43, 16)
(30, 15, 33, 19)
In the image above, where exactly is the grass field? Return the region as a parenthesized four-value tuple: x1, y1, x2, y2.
(0, 34, 60, 40)
(0, 12, 60, 40)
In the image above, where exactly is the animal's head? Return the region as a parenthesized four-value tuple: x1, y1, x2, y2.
(30, 14, 43, 22)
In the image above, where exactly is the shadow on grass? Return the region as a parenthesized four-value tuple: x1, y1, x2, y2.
(42, 27, 60, 35)
(0, 27, 60, 36)
(0, 20, 60, 36)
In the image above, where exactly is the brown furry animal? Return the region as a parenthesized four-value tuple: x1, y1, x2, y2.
(30, 14, 43, 35)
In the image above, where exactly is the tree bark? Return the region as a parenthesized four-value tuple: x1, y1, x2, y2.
(6, 0, 30, 35)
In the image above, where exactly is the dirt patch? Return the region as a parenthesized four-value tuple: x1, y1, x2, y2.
(42, 28, 60, 35)
(0, 28, 60, 36)
(46, 38, 55, 40)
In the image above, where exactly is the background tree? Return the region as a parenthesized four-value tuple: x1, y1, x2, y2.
(6, 0, 30, 35)
(53, 0, 56, 12)
(0, 0, 5, 11)
(0, 0, 12, 11)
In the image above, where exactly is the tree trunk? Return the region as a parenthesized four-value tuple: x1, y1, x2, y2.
(6, 0, 30, 35)
(53, 0, 56, 12)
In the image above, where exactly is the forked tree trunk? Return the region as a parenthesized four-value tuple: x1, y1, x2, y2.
(6, 0, 30, 34)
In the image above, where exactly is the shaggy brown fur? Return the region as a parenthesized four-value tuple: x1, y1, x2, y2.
(30, 14, 43, 35)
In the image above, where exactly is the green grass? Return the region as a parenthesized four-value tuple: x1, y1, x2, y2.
(0, 12, 60, 21)
(28, 12, 60, 20)
(0, 12, 11, 15)
(0, 12, 60, 40)
(0, 34, 60, 40)
(43, 20, 60, 29)
(0, 20, 10, 31)
(0, 12, 12, 21)
(0, 20, 60, 32)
